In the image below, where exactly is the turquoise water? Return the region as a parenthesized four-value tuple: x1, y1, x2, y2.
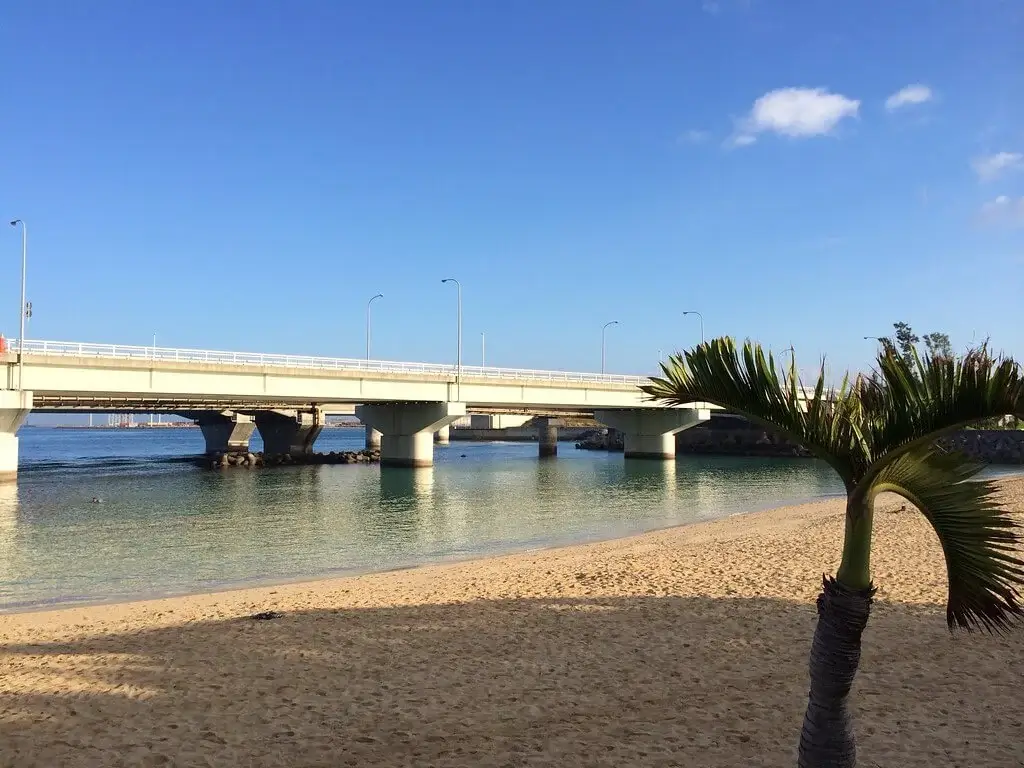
(0, 427, 854, 612)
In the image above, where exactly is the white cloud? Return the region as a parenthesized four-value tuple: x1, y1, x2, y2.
(885, 84, 933, 111)
(972, 151, 1024, 182)
(730, 87, 860, 146)
(979, 195, 1024, 227)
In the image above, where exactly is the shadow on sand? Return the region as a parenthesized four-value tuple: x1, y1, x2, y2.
(1, 595, 1022, 767)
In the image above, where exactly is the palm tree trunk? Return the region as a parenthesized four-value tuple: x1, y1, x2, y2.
(797, 576, 875, 767)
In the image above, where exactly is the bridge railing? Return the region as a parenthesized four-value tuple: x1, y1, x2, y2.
(9, 340, 650, 387)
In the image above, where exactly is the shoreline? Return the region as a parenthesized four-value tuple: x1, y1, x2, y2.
(2, 476, 1023, 766)
(5, 467, 1021, 617)
(1, 488, 849, 618)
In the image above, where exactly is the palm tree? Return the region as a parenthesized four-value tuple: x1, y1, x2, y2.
(642, 339, 1024, 768)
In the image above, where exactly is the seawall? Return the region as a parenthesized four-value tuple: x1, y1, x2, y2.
(574, 422, 1024, 465)
(450, 427, 594, 442)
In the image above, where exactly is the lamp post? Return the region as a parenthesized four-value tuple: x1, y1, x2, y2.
(481, 332, 486, 368)
(682, 310, 704, 345)
(601, 320, 619, 374)
(366, 293, 383, 360)
(151, 332, 158, 425)
(778, 344, 796, 381)
(441, 278, 462, 397)
(9, 219, 26, 390)
(864, 335, 895, 354)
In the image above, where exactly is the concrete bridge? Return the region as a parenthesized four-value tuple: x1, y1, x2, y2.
(0, 340, 719, 480)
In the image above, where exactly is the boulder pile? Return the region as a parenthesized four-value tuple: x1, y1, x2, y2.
(204, 449, 381, 470)
(575, 429, 623, 451)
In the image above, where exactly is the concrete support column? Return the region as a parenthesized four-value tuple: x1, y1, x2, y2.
(255, 410, 324, 457)
(365, 425, 383, 451)
(434, 424, 451, 445)
(594, 408, 710, 460)
(536, 417, 560, 458)
(469, 414, 531, 429)
(189, 410, 256, 455)
(0, 390, 32, 483)
(356, 402, 466, 468)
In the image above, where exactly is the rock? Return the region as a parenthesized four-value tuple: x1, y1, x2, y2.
(249, 611, 284, 621)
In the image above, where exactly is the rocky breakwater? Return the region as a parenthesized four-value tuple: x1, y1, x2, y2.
(938, 430, 1024, 465)
(575, 429, 623, 452)
(204, 449, 381, 470)
(576, 423, 1024, 464)
(574, 426, 809, 458)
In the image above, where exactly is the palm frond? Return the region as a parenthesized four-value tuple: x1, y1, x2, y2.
(872, 448, 1024, 632)
(864, 345, 1023, 464)
(642, 338, 864, 485)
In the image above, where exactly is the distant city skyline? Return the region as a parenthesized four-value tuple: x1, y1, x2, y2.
(2, 1, 1021, 384)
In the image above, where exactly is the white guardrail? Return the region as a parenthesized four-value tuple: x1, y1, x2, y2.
(7, 340, 651, 387)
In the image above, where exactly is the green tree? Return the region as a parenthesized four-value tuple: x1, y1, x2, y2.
(642, 340, 1024, 768)
(923, 332, 953, 360)
(892, 321, 920, 365)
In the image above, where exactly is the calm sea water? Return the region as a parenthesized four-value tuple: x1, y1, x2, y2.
(0, 426, 855, 612)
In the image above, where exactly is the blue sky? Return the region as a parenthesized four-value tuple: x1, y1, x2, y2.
(2, 0, 1022, 379)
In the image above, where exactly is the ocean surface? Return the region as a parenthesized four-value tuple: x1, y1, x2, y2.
(1, 424, 982, 613)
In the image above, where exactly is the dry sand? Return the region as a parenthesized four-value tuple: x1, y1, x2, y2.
(3, 477, 1024, 767)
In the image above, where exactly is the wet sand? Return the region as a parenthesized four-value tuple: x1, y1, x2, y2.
(2, 477, 1023, 767)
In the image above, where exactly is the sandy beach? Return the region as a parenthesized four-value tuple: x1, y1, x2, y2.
(2, 477, 1023, 767)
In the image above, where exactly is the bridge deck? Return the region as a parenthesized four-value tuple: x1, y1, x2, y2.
(3, 340, 690, 415)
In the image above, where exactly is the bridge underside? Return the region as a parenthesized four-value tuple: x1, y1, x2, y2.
(19, 390, 718, 464)
(29, 395, 621, 419)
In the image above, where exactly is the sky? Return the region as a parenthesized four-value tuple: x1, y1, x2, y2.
(2, 0, 1022, 381)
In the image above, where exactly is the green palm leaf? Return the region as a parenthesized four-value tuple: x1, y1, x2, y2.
(871, 448, 1024, 631)
(864, 346, 1024, 465)
(642, 338, 865, 486)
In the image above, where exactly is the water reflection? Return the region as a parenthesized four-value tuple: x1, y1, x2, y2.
(0, 483, 20, 588)
(379, 467, 435, 505)
(1, 429, 851, 611)
(620, 459, 678, 520)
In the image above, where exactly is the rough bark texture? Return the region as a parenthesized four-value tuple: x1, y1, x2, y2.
(797, 576, 876, 768)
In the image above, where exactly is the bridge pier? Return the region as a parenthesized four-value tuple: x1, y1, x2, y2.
(536, 417, 560, 458)
(434, 424, 450, 445)
(365, 425, 383, 451)
(0, 391, 32, 483)
(355, 402, 466, 468)
(255, 410, 324, 457)
(191, 411, 256, 455)
(594, 408, 710, 459)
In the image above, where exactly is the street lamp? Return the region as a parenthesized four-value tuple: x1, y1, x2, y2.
(366, 293, 383, 360)
(481, 332, 486, 368)
(601, 320, 619, 374)
(151, 331, 159, 428)
(441, 278, 462, 397)
(9, 219, 26, 390)
(682, 310, 704, 345)
(778, 344, 796, 380)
